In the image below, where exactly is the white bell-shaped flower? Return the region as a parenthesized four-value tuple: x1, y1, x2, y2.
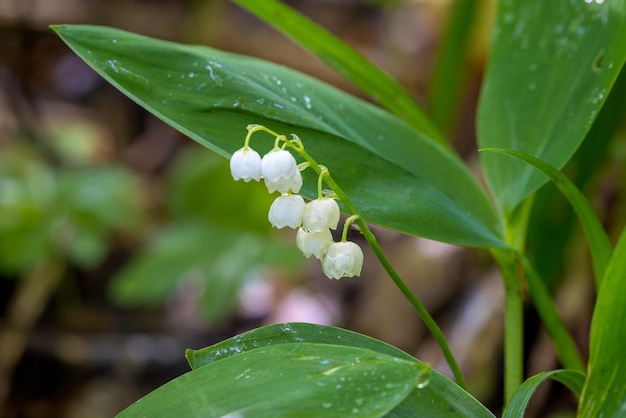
(303, 198, 340, 231)
(261, 149, 302, 194)
(230, 146, 262, 182)
(268, 194, 305, 229)
(322, 241, 363, 280)
(296, 228, 333, 259)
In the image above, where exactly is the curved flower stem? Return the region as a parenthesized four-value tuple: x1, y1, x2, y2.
(246, 126, 467, 388)
(292, 144, 468, 390)
(341, 215, 360, 242)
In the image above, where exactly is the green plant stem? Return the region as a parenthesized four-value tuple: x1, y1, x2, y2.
(295, 146, 467, 390)
(361, 226, 468, 391)
(491, 248, 524, 404)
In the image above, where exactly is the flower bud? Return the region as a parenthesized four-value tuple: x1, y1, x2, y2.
(268, 194, 305, 229)
(261, 149, 302, 194)
(303, 198, 340, 231)
(296, 228, 333, 259)
(230, 147, 262, 182)
(322, 241, 363, 280)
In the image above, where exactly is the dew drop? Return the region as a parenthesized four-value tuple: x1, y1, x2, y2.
(107, 59, 119, 73)
(303, 95, 312, 110)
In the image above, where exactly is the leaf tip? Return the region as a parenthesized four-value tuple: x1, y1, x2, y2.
(184, 348, 196, 368)
(49, 25, 63, 34)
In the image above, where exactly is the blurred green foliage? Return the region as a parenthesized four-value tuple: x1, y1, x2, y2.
(0, 121, 304, 323)
(109, 146, 304, 323)
(0, 143, 144, 273)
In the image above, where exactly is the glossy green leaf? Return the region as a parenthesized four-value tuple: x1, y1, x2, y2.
(579, 228, 626, 417)
(187, 323, 495, 418)
(52, 25, 505, 249)
(231, 0, 444, 145)
(502, 369, 585, 418)
(478, 0, 626, 215)
(481, 148, 612, 285)
(118, 342, 424, 417)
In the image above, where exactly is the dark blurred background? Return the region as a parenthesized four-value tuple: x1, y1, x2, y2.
(1, 1, 624, 417)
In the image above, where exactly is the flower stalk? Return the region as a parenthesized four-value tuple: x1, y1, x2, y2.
(229, 124, 467, 389)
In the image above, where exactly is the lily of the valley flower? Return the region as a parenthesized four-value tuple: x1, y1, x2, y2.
(322, 241, 364, 280)
(229, 125, 366, 281)
(268, 194, 306, 229)
(296, 228, 333, 259)
(230, 147, 262, 182)
(261, 149, 302, 194)
(303, 198, 340, 231)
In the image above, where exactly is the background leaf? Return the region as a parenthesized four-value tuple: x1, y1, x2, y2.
(478, 0, 626, 215)
(52, 24, 505, 249)
(118, 342, 424, 418)
(428, 0, 480, 134)
(187, 323, 495, 418)
(109, 149, 302, 322)
(579, 228, 626, 417)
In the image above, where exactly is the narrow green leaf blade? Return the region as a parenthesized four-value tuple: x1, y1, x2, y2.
(118, 342, 423, 418)
(478, 0, 626, 214)
(187, 323, 495, 418)
(52, 24, 505, 248)
(481, 148, 612, 284)
(502, 369, 585, 418)
(428, 0, 479, 133)
(579, 228, 626, 417)
(231, 0, 444, 145)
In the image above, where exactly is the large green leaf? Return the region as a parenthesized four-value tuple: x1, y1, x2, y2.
(187, 323, 495, 418)
(478, 0, 626, 215)
(52, 25, 505, 249)
(118, 342, 424, 417)
(579, 228, 626, 417)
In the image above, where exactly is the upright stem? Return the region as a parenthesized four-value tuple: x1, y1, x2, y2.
(492, 248, 524, 403)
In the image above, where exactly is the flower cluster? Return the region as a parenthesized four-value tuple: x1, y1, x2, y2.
(229, 125, 363, 280)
